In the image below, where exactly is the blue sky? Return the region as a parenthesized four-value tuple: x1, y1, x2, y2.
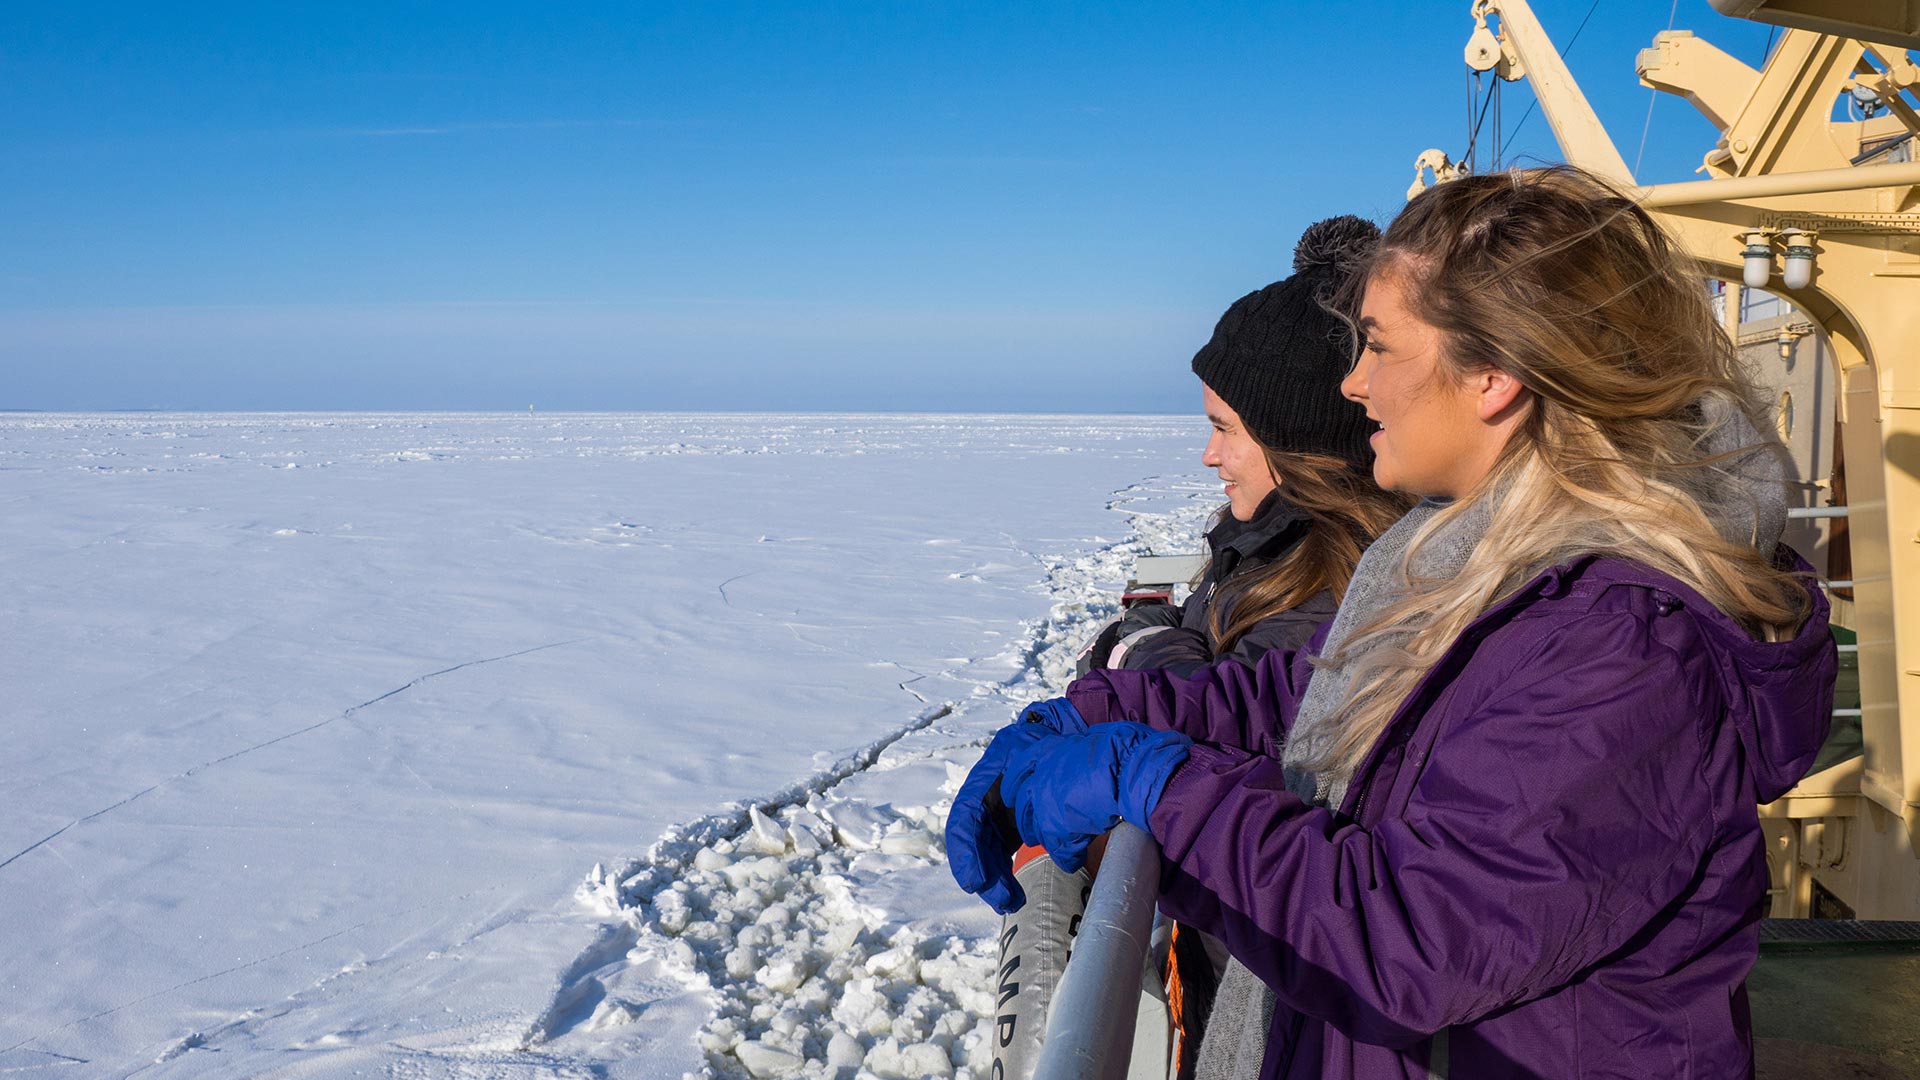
(1, 2, 1776, 411)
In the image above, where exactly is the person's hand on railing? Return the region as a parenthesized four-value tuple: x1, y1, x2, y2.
(947, 722, 1053, 914)
(948, 716, 1191, 913)
(998, 722, 1190, 874)
(945, 698, 1097, 915)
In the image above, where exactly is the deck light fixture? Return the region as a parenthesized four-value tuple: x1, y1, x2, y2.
(1742, 231, 1775, 288)
(1781, 228, 1817, 290)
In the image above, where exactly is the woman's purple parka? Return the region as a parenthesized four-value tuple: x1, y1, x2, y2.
(1064, 553, 1836, 1079)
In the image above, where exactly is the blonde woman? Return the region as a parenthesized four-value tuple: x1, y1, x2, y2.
(948, 166, 1836, 1078)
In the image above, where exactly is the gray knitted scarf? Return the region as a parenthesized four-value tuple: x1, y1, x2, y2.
(1191, 393, 1788, 1080)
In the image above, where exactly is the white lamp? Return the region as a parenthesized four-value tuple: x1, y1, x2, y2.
(1781, 229, 1816, 291)
(1742, 231, 1774, 289)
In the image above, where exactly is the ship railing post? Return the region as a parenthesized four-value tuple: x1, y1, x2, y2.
(1030, 823, 1162, 1080)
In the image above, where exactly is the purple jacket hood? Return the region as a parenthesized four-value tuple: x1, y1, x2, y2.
(1574, 553, 1833, 801)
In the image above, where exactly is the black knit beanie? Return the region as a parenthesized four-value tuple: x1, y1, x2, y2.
(1191, 215, 1380, 465)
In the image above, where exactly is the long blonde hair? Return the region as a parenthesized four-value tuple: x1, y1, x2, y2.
(1204, 450, 1410, 654)
(1299, 165, 1811, 780)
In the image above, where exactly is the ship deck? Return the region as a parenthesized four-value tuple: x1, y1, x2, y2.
(1752, 921, 1920, 1078)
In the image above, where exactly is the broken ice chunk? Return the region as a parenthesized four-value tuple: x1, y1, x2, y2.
(820, 802, 891, 851)
(735, 1039, 805, 1078)
(789, 825, 823, 856)
(755, 956, 808, 993)
(746, 805, 789, 855)
(583, 997, 641, 1031)
(719, 855, 785, 890)
(650, 889, 692, 934)
(826, 1029, 865, 1071)
(786, 805, 831, 843)
(865, 1036, 955, 1080)
(878, 826, 933, 858)
(864, 945, 919, 981)
(724, 944, 760, 979)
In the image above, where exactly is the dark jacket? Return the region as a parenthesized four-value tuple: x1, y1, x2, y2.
(1105, 493, 1333, 679)
(1066, 553, 1836, 1079)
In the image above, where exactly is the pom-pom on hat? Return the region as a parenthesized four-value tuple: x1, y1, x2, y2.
(1191, 215, 1381, 465)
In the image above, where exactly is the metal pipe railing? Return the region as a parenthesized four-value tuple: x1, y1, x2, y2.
(1787, 507, 1851, 519)
(1032, 823, 1162, 1080)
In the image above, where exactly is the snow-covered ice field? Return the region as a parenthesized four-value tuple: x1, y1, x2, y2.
(1, 413, 1219, 1079)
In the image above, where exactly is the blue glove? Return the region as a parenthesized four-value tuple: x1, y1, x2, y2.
(946, 723, 1053, 914)
(1019, 696, 1088, 735)
(1000, 722, 1192, 874)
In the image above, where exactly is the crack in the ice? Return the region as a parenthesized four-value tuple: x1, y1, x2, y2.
(994, 530, 1048, 574)
(1104, 474, 1169, 512)
(0, 638, 586, 874)
(585, 698, 957, 902)
(0, 1047, 90, 1067)
(717, 572, 759, 606)
(887, 661, 931, 705)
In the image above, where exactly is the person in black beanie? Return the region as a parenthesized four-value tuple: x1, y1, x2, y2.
(1080, 215, 1408, 681)
(1189, 216, 1382, 471)
(1063, 217, 1410, 1080)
